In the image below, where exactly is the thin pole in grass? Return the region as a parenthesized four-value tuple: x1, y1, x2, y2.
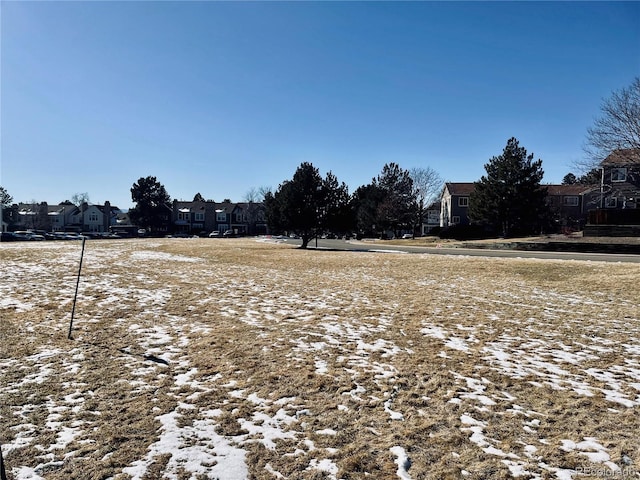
(0, 443, 7, 480)
(68, 237, 86, 340)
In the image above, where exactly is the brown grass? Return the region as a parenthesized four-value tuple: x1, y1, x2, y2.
(1, 238, 639, 479)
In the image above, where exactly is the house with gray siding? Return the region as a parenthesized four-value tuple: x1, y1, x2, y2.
(440, 183, 474, 227)
(171, 199, 267, 236)
(585, 148, 640, 236)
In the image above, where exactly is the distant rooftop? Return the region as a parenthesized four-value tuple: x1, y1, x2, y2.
(602, 148, 640, 165)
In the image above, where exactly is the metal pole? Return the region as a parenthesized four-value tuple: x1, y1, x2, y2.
(68, 237, 86, 339)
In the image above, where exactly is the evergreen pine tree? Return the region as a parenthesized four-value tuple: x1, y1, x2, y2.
(469, 138, 549, 237)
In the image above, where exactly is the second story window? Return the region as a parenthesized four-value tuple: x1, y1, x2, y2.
(89, 213, 99, 222)
(458, 197, 469, 207)
(195, 213, 204, 221)
(217, 212, 226, 222)
(611, 168, 627, 182)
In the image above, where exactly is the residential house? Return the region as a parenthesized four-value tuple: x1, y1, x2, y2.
(599, 148, 640, 210)
(440, 182, 601, 234)
(213, 201, 236, 234)
(172, 200, 213, 234)
(545, 184, 597, 232)
(585, 148, 640, 236)
(67, 201, 120, 233)
(47, 204, 71, 231)
(82, 202, 119, 232)
(440, 183, 474, 227)
(15, 203, 50, 231)
(171, 200, 267, 236)
(13, 201, 120, 233)
(110, 211, 140, 236)
(421, 201, 441, 235)
(234, 202, 268, 235)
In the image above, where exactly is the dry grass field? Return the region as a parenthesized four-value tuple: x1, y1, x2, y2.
(1, 238, 639, 480)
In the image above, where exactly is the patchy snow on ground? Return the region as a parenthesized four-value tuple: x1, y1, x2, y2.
(1, 239, 639, 479)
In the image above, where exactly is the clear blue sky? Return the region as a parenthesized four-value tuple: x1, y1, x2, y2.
(2, 1, 639, 210)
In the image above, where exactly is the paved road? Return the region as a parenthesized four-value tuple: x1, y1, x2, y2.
(282, 238, 640, 263)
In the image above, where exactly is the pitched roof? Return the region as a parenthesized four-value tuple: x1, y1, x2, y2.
(545, 184, 595, 196)
(602, 148, 640, 166)
(215, 202, 234, 214)
(445, 182, 475, 195)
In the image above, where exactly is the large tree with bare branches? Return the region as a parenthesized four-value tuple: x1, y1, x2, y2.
(581, 77, 640, 172)
(410, 166, 442, 236)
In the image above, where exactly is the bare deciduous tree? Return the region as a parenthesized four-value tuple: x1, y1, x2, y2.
(71, 192, 90, 208)
(410, 166, 442, 236)
(243, 186, 272, 203)
(580, 77, 640, 172)
(243, 187, 271, 235)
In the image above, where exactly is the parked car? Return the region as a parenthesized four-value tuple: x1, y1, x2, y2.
(31, 229, 49, 239)
(63, 233, 86, 240)
(208, 231, 221, 238)
(13, 231, 45, 241)
(402, 233, 413, 239)
(1, 232, 18, 242)
(223, 230, 235, 238)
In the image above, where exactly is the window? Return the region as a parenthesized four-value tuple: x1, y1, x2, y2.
(563, 196, 579, 206)
(89, 213, 99, 222)
(605, 197, 617, 208)
(216, 212, 226, 222)
(611, 168, 627, 182)
(195, 212, 204, 221)
(452, 216, 461, 224)
(458, 197, 469, 207)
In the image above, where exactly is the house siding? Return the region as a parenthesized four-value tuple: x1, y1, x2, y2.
(440, 183, 474, 227)
(600, 150, 640, 211)
(170, 200, 266, 235)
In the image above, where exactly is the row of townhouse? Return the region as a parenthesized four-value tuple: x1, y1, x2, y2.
(4, 199, 268, 236)
(170, 200, 267, 236)
(6, 201, 121, 233)
(439, 149, 640, 235)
